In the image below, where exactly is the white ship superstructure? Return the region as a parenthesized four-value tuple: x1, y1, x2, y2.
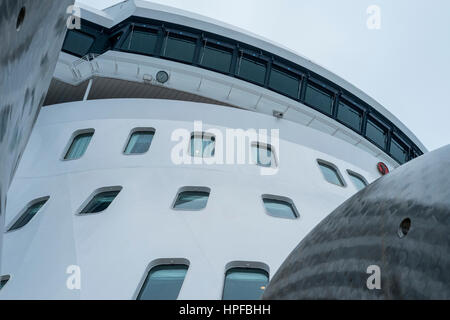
(0, 0, 427, 299)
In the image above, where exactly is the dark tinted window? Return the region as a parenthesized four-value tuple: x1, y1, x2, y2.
(223, 268, 269, 300)
(164, 34, 196, 63)
(80, 189, 121, 214)
(269, 67, 300, 99)
(337, 100, 363, 132)
(62, 31, 95, 57)
(8, 198, 49, 231)
(366, 118, 387, 149)
(238, 56, 266, 85)
(0, 275, 10, 290)
(121, 29, 158, 55)
(304, 83, 334, 115)
(137, 265, 188, 300)
(200, 43, 232, 74)
(391, 137, 408, 164)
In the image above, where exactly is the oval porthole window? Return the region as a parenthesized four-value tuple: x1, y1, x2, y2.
(398, 218, 411, 238)
(16, 7, 26, 31)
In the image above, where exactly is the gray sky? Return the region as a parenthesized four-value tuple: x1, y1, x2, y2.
(77, 0, 450, 151)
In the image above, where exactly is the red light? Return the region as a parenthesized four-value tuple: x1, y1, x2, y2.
(377, 162, 389, 175)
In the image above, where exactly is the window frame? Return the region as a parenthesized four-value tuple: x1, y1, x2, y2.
(222, 261, 270, 300)
(365, 116, 389, 150)
(199, 38, 234, 75)
(133, 258, 190, 300)
(261, 194, 300, 220)
(236, 50, 269, 86)
(189, 132, 216, 159)
(268, 63, 303, 100)
(303, 78, 337, 116)
(123, 127, 156, 156)
(61, 128, 95, 161)
(251, 142, 278, 169)
(77, 186, 123, 216)
(118, 24, 161, 57)
(346, 170, 368, 190)
(61, 30, 96, 58)
(336, 97, 364, 133)
(162, 29, 199, 64)
(5, 196, 50, 233)
(390, 133, 410, 164)
(317, 159, 347, 187)
(171, 186, 211, 212)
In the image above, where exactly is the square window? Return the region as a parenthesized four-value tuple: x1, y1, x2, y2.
(8, 197, 49, 232)
(164, 34, 196, 63)
(252, 143, 276, 168)
(222, 268, 269, 300)
(366, 118, 387, 149)
(304, 83, 334, 115)
(318, 161, 345, 187)
(173, 188, 210, 211)
(337, 100, 362, 132)
(80, 188, 122, 214)
(121, 29, 158, 55)
(390, 137, 408, 164)
(137, 264, 188, 300)
(269, 67, 300, 99)
(200, 43, 232, 74)
(62, 30, 94, 57)
(124, 130, 155, 155)
(237, 55, 267, 85)
(347, 171, 368, 191)
(262, 195, 299, 220)
(64, 130, 94, 160)
(190, 133, 215, 158)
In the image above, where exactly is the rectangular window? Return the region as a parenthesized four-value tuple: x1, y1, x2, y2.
(62, 30, 95, 57)
(318, 161, 344, 187)
(80, 187, 122, 214)
(222, 268, 269, 300)
(390, 137, 408, 164)
(304, 82, 334, 115)
(366, 118, 387, 149)
(252, 143, 276, 168)
(124, 129, 155, 155)
(237, 55, 267, 85)
(8, 197, 49, 232)
(262, 195, 299, 220)
(164, 34, 196, 63)
(269, 67, 300, 99)
(121, 29, 158, 55)
(337, 100, 363, 132)
(200, 43, 232, 74)
(64, 130, 94, 160)
(347, 171, 368, 191)
(137, 264, 188, 300)
(173, 187, 210, 211)
(190, 133, 215, 158)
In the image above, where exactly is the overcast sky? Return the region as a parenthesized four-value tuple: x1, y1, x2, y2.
(77, 0, 450, 151)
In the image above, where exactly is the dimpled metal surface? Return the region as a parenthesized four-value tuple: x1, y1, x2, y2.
(264, 145, 450, 300)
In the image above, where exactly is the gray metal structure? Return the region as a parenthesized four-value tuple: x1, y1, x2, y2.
(264, 145, 450, 299)
(0, 0, 72, 273)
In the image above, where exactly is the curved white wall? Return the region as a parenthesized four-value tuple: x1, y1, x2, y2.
(0, 99, 385, 299)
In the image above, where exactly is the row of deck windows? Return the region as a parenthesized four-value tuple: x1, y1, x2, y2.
(0, 263, 268, 300)
(61, 17, 422, 164)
